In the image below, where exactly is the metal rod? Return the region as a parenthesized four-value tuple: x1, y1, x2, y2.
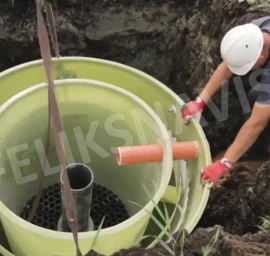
(58, 163, 94, 232)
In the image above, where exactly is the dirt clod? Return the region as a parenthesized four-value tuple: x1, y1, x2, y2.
(86, 225, 270, 256)
(198, 164, 263, 235)
(184, 226, 270, 256)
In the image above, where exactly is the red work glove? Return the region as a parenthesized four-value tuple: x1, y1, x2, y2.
(181, 97, 206, 124)
(201, 157, 232, 185)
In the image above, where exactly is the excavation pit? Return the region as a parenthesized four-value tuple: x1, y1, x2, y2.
(20, 183, 130, 231)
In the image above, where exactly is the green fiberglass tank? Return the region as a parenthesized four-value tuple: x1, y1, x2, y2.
(0, 57, 212, 256)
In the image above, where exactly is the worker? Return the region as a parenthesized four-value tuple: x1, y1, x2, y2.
(181, 16, 270, 185)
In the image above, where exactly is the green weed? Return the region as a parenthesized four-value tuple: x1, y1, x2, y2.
(257, 216, 270, 233)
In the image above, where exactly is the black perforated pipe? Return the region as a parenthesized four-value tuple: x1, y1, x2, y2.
(20, 182, 130, 230)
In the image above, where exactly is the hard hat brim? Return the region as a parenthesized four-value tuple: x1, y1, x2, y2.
(227, 63, 255, 76)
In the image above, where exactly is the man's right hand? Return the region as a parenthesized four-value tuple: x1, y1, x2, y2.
(181, 97, 206, 124)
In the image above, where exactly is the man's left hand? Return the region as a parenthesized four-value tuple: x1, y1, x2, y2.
(201, 158, 232, 184)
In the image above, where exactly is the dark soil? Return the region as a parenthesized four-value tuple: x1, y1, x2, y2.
(85, 225, 270, 256)
(198, 159, 270, 235)
(198, 164, 262, 235)
(2, 0, 270, 158)
(2, 0, 270, 255)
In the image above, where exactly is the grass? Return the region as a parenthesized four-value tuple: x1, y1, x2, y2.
(88, 217, 105, 252)
(84, 179, 220, 255)
(128, 181, 180, 255)
(201, 227, 220, 256)
(126, 181, 220, 256)
(257, 216, 270, 233)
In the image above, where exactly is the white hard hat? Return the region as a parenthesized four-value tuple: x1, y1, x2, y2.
(220, 23, 264, 75)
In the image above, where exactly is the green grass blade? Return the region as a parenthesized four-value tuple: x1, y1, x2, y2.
(141, 235, 175, 255)
(141, 181, 168, 224)
(89, 216, 105, 251)
(128, 200, 174, 242)
(201, 227, 220, 256)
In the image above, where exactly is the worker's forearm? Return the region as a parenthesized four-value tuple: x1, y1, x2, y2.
(199, 61, 232, 102)
(224, 121, 266, 164)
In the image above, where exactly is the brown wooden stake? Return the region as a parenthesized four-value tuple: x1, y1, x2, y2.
(27, 1, 60, 223)
(45, 2, 60, 58)
(28, 1, 82, 255)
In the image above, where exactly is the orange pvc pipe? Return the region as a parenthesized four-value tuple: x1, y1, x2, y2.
(116, 141, 199, 165)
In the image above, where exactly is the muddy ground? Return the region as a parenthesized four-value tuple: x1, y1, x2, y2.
(2, 0, 270, 255)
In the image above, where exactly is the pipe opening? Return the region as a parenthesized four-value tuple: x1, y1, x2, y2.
(65, 163, 93, 190)
(116, 149, 121, 165)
